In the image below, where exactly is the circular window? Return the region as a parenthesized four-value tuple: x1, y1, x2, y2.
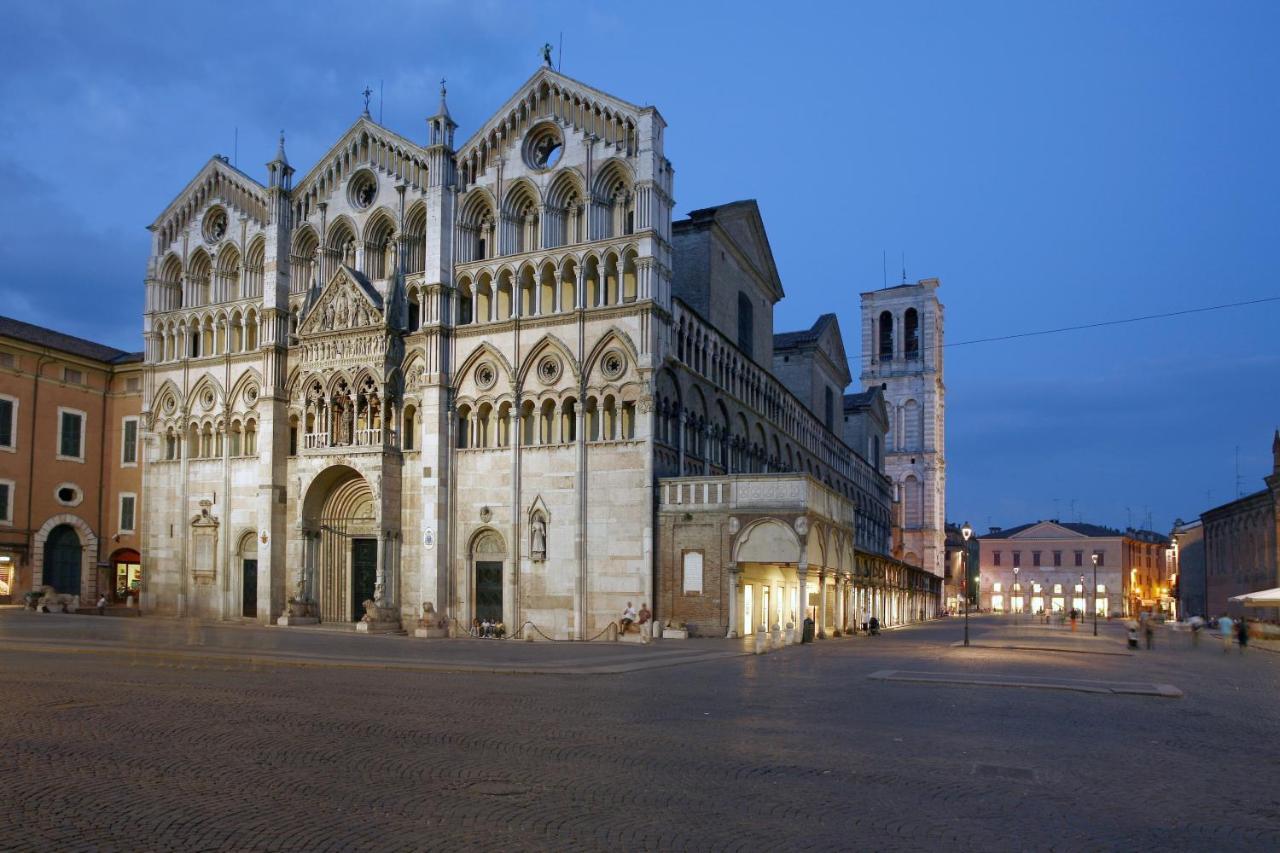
(524, 123, 564, 171)
(348, 171, 378, 209)
(54, 484, 83, 507)
(536, 355, 562, 385)
(203, 207, 228, 244)
(200, 388, 216, 410)
(243, 384, 259, 406)
(601, 349, 626, 380)
(475, 362, 497, 391)
(161, 394, 177, 415)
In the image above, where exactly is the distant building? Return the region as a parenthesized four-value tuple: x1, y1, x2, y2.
(943, 522, 978, 613)
(1170, 518, 1205, 619)
(0, 316, 144, 604)
(976, 520, 1170, 618)
(1202, 431, 1280, 617)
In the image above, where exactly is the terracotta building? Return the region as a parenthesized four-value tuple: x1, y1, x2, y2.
(0, 316, 144, 604)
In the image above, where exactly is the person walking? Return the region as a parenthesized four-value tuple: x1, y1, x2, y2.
(1236, 617, 1249, 654)
(1220, 616, 1234, 653)
(1143, 618, 1154, 650)
(95, 593, 107, 616)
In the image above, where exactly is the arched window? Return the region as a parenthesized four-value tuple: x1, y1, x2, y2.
(403, 405, 416, 451)
(737, 292, 754, 359)
(879, 311, 894, 360)
(904, 308, 920, 359)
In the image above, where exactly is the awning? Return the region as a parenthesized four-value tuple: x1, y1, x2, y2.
(1228, 587, 1280, 608)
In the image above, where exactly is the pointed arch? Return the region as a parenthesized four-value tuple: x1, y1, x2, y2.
(583, 326, 640, 382)
(228, 368, 264, 413)
(515, 333, 579, 389)
(185, 373, 225, 412)
(453, 341, 515, 392)
(403, 200, 427, 273)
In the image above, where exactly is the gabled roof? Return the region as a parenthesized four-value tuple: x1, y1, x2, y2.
(292, 116, 430, 197)
(774, 313, 852, 386)
(456, 66, 651, 160)
(980, 520, 1123, 540)
(674, 200, 785, 303)
(0, 315, 142, 364)
(149, 155, 270, 238)
(298, 266, 385, 336)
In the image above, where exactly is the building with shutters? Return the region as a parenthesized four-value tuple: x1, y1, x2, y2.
(0, 316, 144, 605)
(138, 64, 938, 637)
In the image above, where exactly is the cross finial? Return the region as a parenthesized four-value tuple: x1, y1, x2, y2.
(362, 86, 373, 116)
(440, 77, 447, 98)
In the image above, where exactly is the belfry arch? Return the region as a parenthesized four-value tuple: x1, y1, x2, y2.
(301, 465, 380, 623)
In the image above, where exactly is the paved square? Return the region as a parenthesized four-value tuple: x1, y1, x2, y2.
(2, 611, 1278, 850)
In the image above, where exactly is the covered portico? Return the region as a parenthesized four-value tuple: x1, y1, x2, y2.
(658, 474, 938, 638)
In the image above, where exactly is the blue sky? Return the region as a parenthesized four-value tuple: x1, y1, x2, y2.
(1, 1, 1275, 532)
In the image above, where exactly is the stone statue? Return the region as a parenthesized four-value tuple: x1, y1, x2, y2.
(414, 600, 448, 638)
(541, 42, 554, 67)
(531, 517, 547, 562)
(322, 301, 335, 330)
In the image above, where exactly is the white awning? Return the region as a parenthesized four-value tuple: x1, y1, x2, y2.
(1228, 587, 1280, 607)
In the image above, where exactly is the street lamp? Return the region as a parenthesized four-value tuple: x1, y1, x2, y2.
(1091, 552, 1099, 636)
(1012, 566, 1020, 626)
(961, 521, 973, 647)
(1079, 574, 1086, 631)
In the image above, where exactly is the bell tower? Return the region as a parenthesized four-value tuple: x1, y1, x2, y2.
(860, 278, 946, 580)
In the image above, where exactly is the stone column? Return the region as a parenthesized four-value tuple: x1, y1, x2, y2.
(374, 528, 386, 606)
(817, 570, 828, 638)
(726, 562, 739, 639)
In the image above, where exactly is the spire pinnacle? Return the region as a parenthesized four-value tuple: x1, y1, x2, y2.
(438, 77, 451, 119)
(274, 130, 289, 167)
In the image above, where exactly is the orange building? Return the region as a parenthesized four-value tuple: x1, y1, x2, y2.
(0, 316, 144, 605)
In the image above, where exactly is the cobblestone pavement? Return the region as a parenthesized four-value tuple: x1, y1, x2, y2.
(2, 611, 1278, 851)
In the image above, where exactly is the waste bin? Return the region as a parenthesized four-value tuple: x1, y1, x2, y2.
(802, 617, 815, 644)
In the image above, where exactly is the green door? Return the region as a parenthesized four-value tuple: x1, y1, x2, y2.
(43, 525, 81, 595)
(351, 539, 378, 621)
(242, 559, 258, 618)
(475, 561, 503, 623)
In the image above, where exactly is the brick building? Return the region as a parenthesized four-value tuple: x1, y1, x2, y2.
(0, 316, 144, 604)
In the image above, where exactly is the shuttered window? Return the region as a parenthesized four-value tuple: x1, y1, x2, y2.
(59, 410, 84, 459)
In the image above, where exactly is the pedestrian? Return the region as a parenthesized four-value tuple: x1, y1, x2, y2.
(620, 601, 637, 636)
(96, 593, 107, 616)
(1144, 619, 1154, 650)
(637, 602, 652, 643)
(1236, 617, 1249, 654)
(1220, 615, 1234, 653)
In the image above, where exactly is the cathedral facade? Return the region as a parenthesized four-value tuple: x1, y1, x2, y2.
(139, 67, 938, 637)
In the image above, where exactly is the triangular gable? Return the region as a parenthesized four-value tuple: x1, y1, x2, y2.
(711, 202, 784, 303)
(292, 117, 430, 200)
(149, 156, 270, 238)
(298, 266, 385, 336)
(456, 67, 649, 163)
(1009, 522, 1089, 540)
(813, 316, 853, 386)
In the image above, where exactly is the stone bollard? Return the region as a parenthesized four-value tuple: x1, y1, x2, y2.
(770, 623, 782, 650)
(785, 622, 795, 645)
(754, 630, 766, 655)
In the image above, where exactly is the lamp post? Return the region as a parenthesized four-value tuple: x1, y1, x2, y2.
(1079, 573, 1086, 630)
(961, 521, 972, 647)
(1091, 552, 1099, 636)
(1013, 566, 1020, 626)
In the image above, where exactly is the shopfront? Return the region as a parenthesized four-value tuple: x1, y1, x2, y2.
(111, 549, 142, 604)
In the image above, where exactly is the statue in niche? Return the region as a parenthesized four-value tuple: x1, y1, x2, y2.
(335, 292, 351, 328)
(322, 301, 335, 330)
(530, 516, 547, 562)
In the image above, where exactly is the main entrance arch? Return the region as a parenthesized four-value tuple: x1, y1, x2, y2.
(302, 465, 378, 623)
